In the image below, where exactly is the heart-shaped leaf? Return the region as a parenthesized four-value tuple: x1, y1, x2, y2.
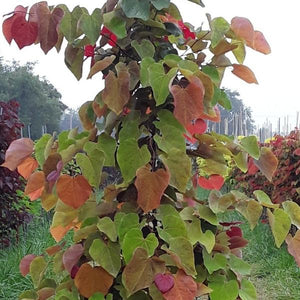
(154, 273, 174, 293)
(56, 174, 92, 209)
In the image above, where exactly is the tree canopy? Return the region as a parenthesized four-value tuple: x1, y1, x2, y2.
(0, 58, 66, 139)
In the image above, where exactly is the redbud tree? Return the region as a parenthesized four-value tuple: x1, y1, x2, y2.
(2, 1, 300, 299)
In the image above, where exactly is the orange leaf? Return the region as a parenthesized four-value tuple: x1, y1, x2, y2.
(231, 17, 254, 45)
(286, 231, 300, 267)
(17, 156, 38, 179)
(37, 287, 55, 300)
(56, 174, 92, 209)
(1, 138, 34, 171)
(87, 55, 116, 79)
(45, 244, 62, 256)
(231, 64, 258, 84)
(135, 166, 170, 213)
(24, 171, 46, 201)
(251, 30, 271, 54)
(170, 75, 205, 128)
(93, 99, 107, 118)
(163, 270, 197, 300)
(74, 263, 113, 298)
(254, 147, 278, 181)
(50, 224, 73, 243)
(102, 62, 131, 115)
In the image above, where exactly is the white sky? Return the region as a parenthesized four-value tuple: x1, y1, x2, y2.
(0, 0, 299, 129)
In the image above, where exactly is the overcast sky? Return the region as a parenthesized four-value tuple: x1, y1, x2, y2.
(0, 0, 299, 129)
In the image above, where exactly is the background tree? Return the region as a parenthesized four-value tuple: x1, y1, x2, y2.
(207, 89, 255, 136)
(0, 58, 66, 139)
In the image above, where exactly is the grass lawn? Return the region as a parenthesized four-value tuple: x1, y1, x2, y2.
(1, 205, 299, 299)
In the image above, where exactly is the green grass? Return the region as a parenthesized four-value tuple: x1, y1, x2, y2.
(0, 215, 55, 300)
(241, 221, 300, 300)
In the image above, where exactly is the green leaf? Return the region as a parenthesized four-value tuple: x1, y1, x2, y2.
(140, 57, 155, 87)
(122, 228, 158, 263)
(132, 39, 155, 59)
(209, 280, 239, 300)
(203, 250, 226, 274)
(29, 256, 47, 288)
(169, 237, 196, 276)
(267, 208, 291, 248)
(34, 134, 52, 166)
(239, 136, 260, 160)
(117, 139, 151, 183)
(253, 190, 279, 209)
(239, 279, 257, 300)
(198, 204, 218, 225)
(19, 290, 38, 300)
(282, 201, 300, 229)
(97, 217, 117, 242)
(163, 54, 182, 68)
(59, 6, 85, 42)
(117, 213, 140, 243)
(149, 63, 177, 105)
(154, 110, 186, 154)
(210, 17, 230, 48)
(150, 0, 170, 10)
(89, 292, 105, 300)
(120, 0, 150, 21)
(232, 40, 246, 64)
(236, 199, 263, 230)
(76, 149, 105, 187)
(233, 151, 248, 173)
(89, 239, 121, 277)
(78, 9, 102, 44)
(202, 65, 220, 86)
(188, 0, 205, 7)
(103, 11, 127, 39)
(178, 60, 199, 72)
(186, 217, 215, 253)
(218, 89, 232, 110)
(64, 44, 84, 80)
(228, 254, 251, 275)
(160, 148, 191, 193)
(96, 133, 116, 166)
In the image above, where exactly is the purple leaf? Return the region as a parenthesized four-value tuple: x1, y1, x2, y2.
(154, 273, 174, 294)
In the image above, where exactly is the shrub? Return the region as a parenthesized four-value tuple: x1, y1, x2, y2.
(0, 100, 29, 247)
(230, 130, 300, 204)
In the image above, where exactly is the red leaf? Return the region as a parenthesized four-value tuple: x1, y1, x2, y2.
(293, 148, 300, 156)
(171, 75, 205, 128)
(11, 16, 38, 49)
(2, 5, 27, 44)
(231, 64, 258, 84)
(185, 119, 207, 143)
(56, 175, 92, 209)
(135, 166, 170, 213)
(101, 26, 117, 46)
(226, 226, 242, 238)
(228, 236, 248, 249)
(197, 175, 224, 190)
(19, 254, 36, 276)
(63, 244, 84, 274)
(36, 5, 64, 54)
(1, 138, 34, 171)
(231, 17, 254, 46)
(154, 273, 174, 294)
(163, 270, 197, 300)
(84, 44, 96, 57)
(286, 231, 300, 267)
(17, 156, 38, 179)
(247, 157, 259, 175)
(252, 31, 271, 54)
(24, 171, 46, 201)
